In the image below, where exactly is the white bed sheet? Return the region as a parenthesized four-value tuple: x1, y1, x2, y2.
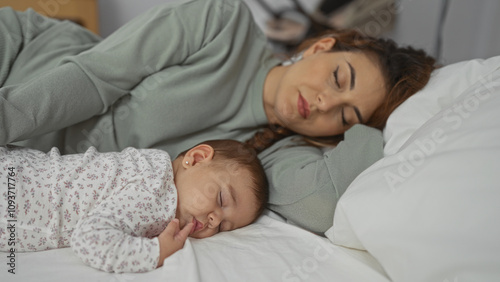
(1, 214, 389, 282)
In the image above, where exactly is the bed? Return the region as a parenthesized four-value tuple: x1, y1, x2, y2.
(2, 55, 500, 282)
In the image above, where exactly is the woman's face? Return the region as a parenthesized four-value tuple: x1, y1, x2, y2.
(264, 38, 387, 137)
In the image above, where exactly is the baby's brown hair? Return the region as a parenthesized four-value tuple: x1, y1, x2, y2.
(178, 139, 269, 221)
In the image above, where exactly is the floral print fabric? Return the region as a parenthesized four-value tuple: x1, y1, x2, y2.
(0, 146, 177, 272)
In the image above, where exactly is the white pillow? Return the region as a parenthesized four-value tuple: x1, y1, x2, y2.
(383, 55, 500, 156)
(326, 66, 500, 282)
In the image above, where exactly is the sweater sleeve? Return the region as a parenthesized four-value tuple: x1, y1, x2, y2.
(0, 7, 104, 144)
(0, 0, 233, 145)
(259, 125, 384, 234)
(70, 183, 173, 273)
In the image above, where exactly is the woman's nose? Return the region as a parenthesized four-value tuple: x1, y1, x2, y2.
(316, 90, 343, 113)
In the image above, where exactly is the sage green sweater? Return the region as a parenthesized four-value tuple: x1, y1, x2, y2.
(0, 0, 383, 233)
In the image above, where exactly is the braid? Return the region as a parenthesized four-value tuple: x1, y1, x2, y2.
(245, 125, 294, 154)
(245, 125, 344, 154)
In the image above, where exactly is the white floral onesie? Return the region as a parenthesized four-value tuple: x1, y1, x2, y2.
(0, 146, 177, 273)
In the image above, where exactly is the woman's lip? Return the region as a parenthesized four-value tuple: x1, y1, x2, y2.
(298, 94, 310, 119)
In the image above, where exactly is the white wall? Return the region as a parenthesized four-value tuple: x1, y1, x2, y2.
(386, 0, 500, 64)
(441, 0, 500, 64)
(97, 0, 500, 65)
(98, 0, 170, 37)
(384, 0, 442, 58)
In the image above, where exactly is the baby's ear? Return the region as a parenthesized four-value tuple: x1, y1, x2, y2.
(186, 144, 214, 166)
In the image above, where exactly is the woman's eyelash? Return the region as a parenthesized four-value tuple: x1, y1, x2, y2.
(333, 66, 341, 88)
(219, 191, 223, 207)
(341, 108, 349, 126)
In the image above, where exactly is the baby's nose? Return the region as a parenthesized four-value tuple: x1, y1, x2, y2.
(208, 211, 222, 228)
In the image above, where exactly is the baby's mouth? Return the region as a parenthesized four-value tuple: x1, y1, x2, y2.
(190, 218, 204, 234)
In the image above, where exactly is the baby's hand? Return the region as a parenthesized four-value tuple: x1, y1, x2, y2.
(157, 219, 193, 267)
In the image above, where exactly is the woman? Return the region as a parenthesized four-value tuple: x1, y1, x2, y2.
(0, 0, 435, 233)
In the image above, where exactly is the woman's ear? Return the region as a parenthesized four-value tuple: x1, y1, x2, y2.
(303, 37, 336, 58)
(182, 144, 214, 167)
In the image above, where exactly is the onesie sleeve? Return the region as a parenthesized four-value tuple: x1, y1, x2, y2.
(259, 125, 384, 234)
(70, 183, 175, 273)
(0, 0, 235, 145)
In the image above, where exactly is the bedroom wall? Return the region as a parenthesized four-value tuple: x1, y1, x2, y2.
(97, 0, 500, 65)
(440, 0, 500, 64)
(97, 0, 167, 37)
(386, 0, 500, 65)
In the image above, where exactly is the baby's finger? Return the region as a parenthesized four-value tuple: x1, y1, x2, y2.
(176, 222, 193, 241)
(164, 219, 181, 236)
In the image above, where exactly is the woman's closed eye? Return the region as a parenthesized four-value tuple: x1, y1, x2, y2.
(341, 107, 349, 126)
(333, 66, 341, 88)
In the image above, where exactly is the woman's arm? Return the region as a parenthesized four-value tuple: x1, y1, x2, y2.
(259, 125, 384, 234)
(0, 7, 103, 144)
(0, 0, 230, 145)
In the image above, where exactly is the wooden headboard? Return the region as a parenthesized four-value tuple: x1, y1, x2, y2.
(1, 0, 99, 35)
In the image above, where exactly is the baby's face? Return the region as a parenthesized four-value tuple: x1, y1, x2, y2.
(174, 162, 259, 239)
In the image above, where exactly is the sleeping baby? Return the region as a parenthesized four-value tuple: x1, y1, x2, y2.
(0, 139, 268, 273)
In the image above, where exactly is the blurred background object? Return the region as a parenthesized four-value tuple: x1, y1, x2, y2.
(244, 0, 500, 64)
(252, 0, 396, 53)
(2, 0, 499, 65)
